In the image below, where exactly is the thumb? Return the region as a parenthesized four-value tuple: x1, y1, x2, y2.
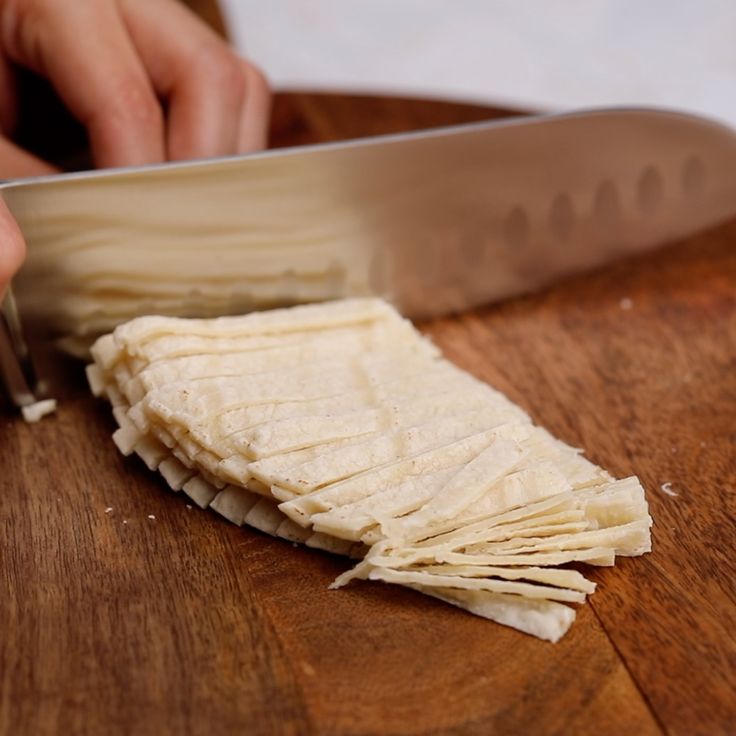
(0, 196, 26, 300)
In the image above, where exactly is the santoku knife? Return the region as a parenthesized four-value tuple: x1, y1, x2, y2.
(2, 106, 736, 405)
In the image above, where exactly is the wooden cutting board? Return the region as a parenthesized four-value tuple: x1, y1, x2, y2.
(1, 92, 734, 736)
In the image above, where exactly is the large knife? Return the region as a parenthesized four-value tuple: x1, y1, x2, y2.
(3, 107, 736, 350)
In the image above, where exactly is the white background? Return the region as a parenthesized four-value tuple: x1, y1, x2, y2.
(221, 0, 736, 126)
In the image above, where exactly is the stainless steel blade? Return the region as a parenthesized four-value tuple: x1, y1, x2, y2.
(4, 107, 736, 338)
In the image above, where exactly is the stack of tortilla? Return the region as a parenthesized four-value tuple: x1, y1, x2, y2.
(87, 298, 652, 642)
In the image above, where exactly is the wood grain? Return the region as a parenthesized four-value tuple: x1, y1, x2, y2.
(2, 90, 734, 735)
(420, 224, 736, 736)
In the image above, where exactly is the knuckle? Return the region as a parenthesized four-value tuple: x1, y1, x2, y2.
(244, 62, 271, 99)
(101, 76, 162, 132)
(199, 44, 247, 92)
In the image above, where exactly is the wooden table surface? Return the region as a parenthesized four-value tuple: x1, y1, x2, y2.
(2, 91, 735, 736)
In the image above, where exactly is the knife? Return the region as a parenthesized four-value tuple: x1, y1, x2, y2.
(3, 106, 736, 352)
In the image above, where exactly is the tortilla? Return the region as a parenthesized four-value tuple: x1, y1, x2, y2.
(87, 298, 652, 642)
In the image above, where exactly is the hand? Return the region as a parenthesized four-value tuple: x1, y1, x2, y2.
(0, 197, 25, 301)
(0, 0, 271, 178)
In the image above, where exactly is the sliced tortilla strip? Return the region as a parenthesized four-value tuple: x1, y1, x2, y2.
(244, 498, 287, 536)
(143, 354, 444, 430)
(400, 488, 581, 549)
(393, 516, 592, 557)
(277, 428, 517, 524)
(95, 298, 395, 361)
(112, 422, 143, 456)
(238, 428, 387, 478)
(365, 566, 587, 604)
(131, 434, 169, 471)
(221, 435, 368, 486)
(434, 547, 617, 567)
(124, 331, 345, 369)
(309, 468, 460, 541)
(139, 364, 480, 440)
(86, 363, 107, 396)
(113, 298, 397, 354)
(383, 457, 580, 546)
(275, 517, 313, 543)
(355, 481, 582, 548)
(182, 476, 219, 509)
(366, 500, 650, 566)
(217, 377, 499, 456)
(385, 438, 526, 540)
(407, 477, 650, 554)
(237, 387, 524, 460)
(412, 564, 596, 594)
(159, 456, 195, 490)
(271, 416, 529, 495)
(443, 461, 572, 528)
(463, 519, 652, 557)
(99, 314, 421, 392)
(243, 412, 383, 459)
(125, 325, 436, 401)
(403, 496, 584, 553)
(127, 320, 428, 391)
(209, 485, 261, 526)
(363, 541, 616, 570)
(418, 587, 576, 643)
(581, 477, 649, 527)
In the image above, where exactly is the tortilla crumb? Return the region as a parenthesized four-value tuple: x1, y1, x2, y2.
(21, 399, 57, 423)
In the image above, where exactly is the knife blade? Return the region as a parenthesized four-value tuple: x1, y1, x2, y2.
(3, 106, 736, 343)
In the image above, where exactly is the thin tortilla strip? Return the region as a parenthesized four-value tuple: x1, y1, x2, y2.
(413, 564, 596, 593)
(209, 485, 261, 526)
(365, 544, 616, 569)
(278, 428, 518, 524)
(418, 587, 575, 643)
(270, 416, 527, 494)
(386, 439, 526, 539)
(365, 567, 587, 604)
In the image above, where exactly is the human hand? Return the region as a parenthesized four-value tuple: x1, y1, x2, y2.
(0, 0, 271, 178)
(0, 197, 25, 301)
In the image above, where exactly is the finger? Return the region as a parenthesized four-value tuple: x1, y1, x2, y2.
(163, 47, 247, 160)
(2, 0, 165, 167)
(237, 62, 271, 152)
(119, 0, 268, 160)
(0, 136, 58, 178)
(0, 196, 26, 300)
